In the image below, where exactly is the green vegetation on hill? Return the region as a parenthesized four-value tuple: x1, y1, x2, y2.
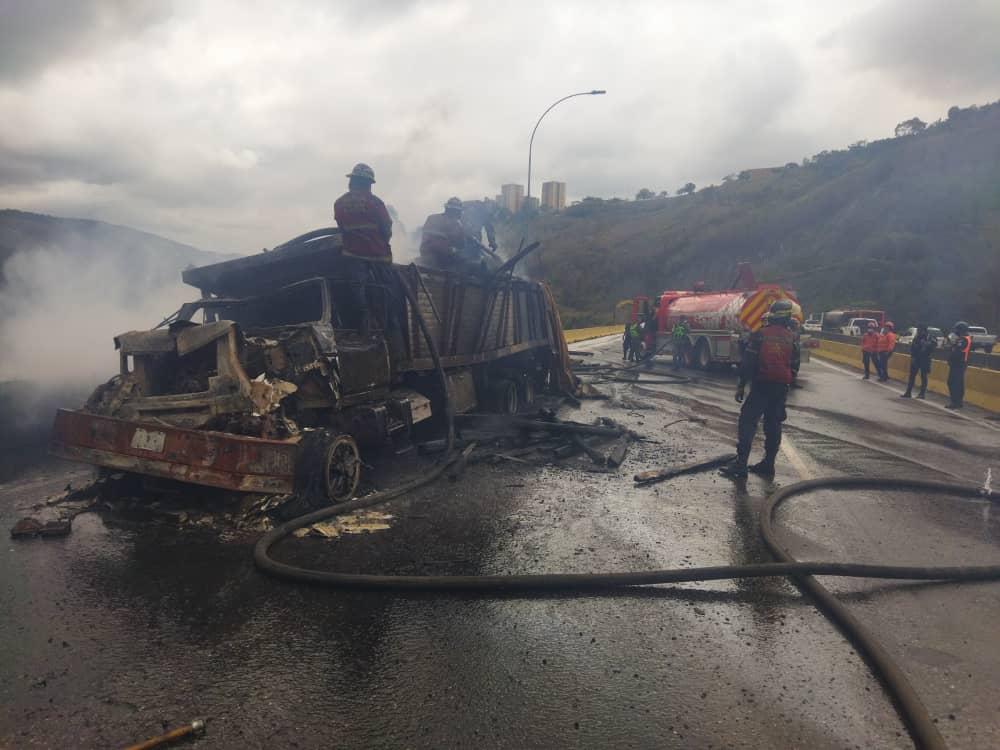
(501, 102, 1000, 330)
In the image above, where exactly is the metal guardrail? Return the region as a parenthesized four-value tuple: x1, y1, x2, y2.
(812, 331, 1000, 371)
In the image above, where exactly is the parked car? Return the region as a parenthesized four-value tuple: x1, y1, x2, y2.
(898, 326, 945, 348)
(967, 326, 996, 353)
(841, 317, 879, 337)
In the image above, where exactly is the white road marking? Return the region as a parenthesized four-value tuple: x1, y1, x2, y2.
(810, 357, 1000, 433)
(780, 436, 814, 481)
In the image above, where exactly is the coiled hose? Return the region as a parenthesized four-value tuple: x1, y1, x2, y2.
(254, 275, 998, 749)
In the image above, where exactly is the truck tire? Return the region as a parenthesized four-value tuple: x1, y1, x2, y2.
(694, 339, 712, 370)
(295, 430, 361, 506)
(519, 377, 536, 408)
(489, 379, 520, 415)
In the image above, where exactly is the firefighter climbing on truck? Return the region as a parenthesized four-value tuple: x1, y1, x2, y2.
(333, 163, 394, 337)
(461, 199, 499, 253)
(420, 197, 501, 276)
(419, 197, 468, 271)
(720, 299, 800, 480)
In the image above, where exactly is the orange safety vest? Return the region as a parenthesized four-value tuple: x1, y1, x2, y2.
(861, 332, 879, 352)
(877, 331, 896, 352)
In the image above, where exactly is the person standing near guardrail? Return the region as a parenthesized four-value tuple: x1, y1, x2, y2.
(876, 321, 897, 381)
(901, 324, 936, 399)
(946, 321, 972, 409)
(861, 322, 879, 380)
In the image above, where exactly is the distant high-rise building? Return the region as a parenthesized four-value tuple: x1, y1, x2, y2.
(500, 184, 524, 213)
(541, 181, 566, 211)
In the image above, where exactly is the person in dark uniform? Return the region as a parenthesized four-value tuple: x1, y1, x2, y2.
(946, 321, 972, 409)
(333, 163, 393, 337)
(720, 299, 800, 480)
(901, 324, 936, 399)
(461, 199, 499, 253)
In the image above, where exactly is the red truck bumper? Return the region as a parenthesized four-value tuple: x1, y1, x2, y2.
(49, 409, 298, 494)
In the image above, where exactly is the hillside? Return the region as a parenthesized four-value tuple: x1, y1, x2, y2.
(0, 209, 227, 289)
(503, 101, 1000, 330)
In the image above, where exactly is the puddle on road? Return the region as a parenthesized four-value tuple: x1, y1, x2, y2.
(293, 510, 394, 539)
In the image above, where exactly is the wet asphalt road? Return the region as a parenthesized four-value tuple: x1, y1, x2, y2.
(2, 336, 998, 749)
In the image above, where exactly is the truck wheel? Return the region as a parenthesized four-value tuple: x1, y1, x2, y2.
(296, 431, 361, 505)
(489, 379, 520, 415)
(519, 377, 536, 408)
(694, 340, 712, 370)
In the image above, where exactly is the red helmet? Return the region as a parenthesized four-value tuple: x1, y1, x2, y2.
(867, 321, 877, 329)
(885, 321, 894, 330)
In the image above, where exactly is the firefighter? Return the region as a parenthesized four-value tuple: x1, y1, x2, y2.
(945, 321, 972, 409)
(671, 317, 690, 369)
(861, 321, 879, 380)
(901, 324, 936, 399)
(461, 199, 499, 253)
(419, 197, 468, 271)
(876, 321, 896, 381)
(333, 163, 393, 336)
(720, 299, 800, 480)
(622, 321, 632, 360)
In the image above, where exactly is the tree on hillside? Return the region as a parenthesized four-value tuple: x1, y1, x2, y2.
(635, 188, 655, 200)
(658, 190, 670, 198)
(676, 182, 696, 196)
(894, 117, 927, 137)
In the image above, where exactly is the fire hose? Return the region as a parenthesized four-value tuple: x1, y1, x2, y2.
(253, 273, 998, 750)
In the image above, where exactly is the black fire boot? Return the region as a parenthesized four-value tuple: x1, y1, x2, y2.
(900, 391, 912, 398)
(719, 461, 748, 480)
(747, 460, 776, 479)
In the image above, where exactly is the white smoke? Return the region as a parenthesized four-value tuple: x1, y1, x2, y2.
(0, 246, 192, 387)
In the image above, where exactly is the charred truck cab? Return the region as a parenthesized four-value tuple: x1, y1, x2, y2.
(51, 228, 572, 503)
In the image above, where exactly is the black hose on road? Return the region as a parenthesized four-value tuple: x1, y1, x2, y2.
(255, 291, 996, 749)
(255, 473, 996, 750)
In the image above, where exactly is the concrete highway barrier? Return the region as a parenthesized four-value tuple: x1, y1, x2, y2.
(563, 325, 622, 344)
(812, 338, 1000, 413)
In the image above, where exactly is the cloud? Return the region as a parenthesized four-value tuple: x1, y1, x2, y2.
(0, 0, 171, 82)
(829, 0, 1000, 100)
(1, 1, 998, 254)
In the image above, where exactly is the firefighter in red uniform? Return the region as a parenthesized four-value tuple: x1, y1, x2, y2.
(333, 163, 393, 336)
(946, 321, 972, 409)
(419, 197, 467, 270)
(721, 299, 800, 480)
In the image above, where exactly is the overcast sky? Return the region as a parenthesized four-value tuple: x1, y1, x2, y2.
(1, 0, 998, 254)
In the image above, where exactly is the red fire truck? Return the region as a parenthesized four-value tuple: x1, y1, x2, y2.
(630, 264, 805, 369)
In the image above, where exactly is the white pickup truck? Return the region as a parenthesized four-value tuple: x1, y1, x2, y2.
(841, 317, 879, 337)
(967, 326, 996, 353)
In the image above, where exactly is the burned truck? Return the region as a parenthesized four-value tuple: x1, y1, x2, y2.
(51, 228, 573, 502)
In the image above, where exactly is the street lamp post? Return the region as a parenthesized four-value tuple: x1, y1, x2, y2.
(527, 89, 606, 201)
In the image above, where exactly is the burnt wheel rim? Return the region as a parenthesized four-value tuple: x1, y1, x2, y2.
(324, 436, 361, 501)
